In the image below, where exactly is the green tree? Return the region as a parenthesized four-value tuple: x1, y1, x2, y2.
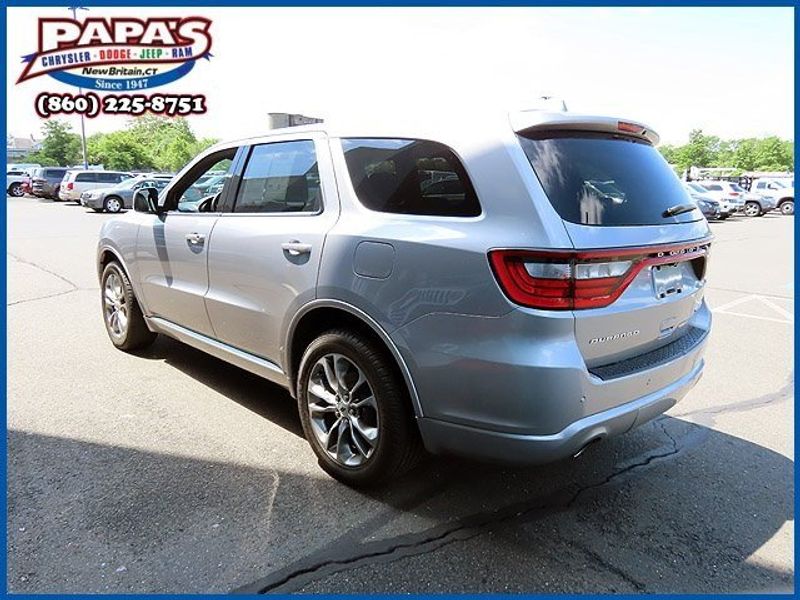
(26, 120, 82, 166)
(87, 130, 154, 171)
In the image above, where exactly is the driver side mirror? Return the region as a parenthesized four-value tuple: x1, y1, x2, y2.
(133, 188, 161, 214)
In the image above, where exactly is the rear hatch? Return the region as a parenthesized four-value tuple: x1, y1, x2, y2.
(505, 119, 711, 368)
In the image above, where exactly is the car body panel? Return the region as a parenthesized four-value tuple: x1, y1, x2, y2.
(97, 108, 711, 465)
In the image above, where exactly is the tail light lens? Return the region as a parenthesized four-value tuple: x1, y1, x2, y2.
(489, 241, 710, 310)
(729, 192, 740, 196)
(67, 182, 74, 190)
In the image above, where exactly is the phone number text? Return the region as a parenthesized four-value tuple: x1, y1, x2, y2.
(35, 92, 207, 118)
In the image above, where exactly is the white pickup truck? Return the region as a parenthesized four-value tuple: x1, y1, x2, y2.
(752, 178, 794, 215)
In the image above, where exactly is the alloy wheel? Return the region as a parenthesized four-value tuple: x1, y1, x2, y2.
(744, 202, 760, 217)
(103, 272, 128, 338)
(780, 201, 794, 215)
(306, 353, 379, 467)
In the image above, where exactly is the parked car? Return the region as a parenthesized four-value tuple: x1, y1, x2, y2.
(682, 182, 721, 220)
(741, 190, 777, 217)
(97, 111, 711, 486)
(81, 174, 172, 213)
(697, 181, 746, 217)
(685, 182, 731, 218)
(752, 178, 794, 215)
(59, 170, 132, 202)
(7, 168, 27, 197)
(30, 167, 68, 199)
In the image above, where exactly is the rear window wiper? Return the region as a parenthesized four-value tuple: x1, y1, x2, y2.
(662, 203, 697, 218)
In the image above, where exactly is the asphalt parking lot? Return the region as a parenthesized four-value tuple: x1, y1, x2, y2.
(6, 196, 794, 593)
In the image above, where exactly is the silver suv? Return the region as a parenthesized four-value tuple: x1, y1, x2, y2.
(97, 110, 712, 486)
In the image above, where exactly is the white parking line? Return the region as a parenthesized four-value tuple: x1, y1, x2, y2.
(712, 294, 794, 324)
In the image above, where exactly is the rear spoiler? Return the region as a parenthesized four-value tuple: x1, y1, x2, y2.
(509, 111, 659, 145)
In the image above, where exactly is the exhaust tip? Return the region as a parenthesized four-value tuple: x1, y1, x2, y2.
(573, 437, 602, 459)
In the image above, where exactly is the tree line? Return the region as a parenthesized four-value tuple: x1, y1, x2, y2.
(19, 116, 218, 173)
(658, 129, 794, 174)
(17, 121, 793, 177)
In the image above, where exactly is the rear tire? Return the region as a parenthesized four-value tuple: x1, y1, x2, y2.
(8, 183, 23, 197)
(780, 200, 794, 215)
(719, 214, 730, 220)
(297, 329, 423, 487)
(100, 261, 156, 351)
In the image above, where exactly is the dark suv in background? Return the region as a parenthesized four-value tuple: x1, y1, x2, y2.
(31, 167, 68, 200)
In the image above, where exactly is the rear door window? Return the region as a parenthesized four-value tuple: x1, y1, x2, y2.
(517, 131, 701, 226)
(341, 138, 481, 217)
(233, 140, 322, 213)
(75, 172, 99, 183)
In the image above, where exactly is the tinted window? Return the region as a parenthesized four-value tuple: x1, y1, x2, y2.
(75, 172, 99, 183)
(234, 141, 321, 213)
(45, 169, 66, 178)
(518, 131, 701, 226)
(704, 184, 723, 191)
(97, 172, 125, 183)
(341, 138, 481, 217)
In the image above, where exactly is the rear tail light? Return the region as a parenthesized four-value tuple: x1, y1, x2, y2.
(67, 182, 74, 190)
(729, 192, 740, 196)
(489, 241, 710, 310)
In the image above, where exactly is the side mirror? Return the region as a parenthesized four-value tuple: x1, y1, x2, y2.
(133, 188, 160, 214)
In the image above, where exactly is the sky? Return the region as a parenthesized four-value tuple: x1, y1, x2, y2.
(6, 7, 795, 146)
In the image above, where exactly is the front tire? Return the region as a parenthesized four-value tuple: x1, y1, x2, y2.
(780, 200, 794, 215)
(744, 201, 762, 217)
(104, 196, 123, 213)
(297, 330, 423, 487)
(101, 261, 156, 351)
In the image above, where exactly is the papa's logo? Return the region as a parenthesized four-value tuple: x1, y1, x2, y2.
(17, 17, 212, 91)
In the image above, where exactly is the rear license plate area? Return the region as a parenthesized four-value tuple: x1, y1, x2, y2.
(652, 264, 683, 299)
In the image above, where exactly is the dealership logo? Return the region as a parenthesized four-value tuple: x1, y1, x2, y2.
(17, 17, 212, 91)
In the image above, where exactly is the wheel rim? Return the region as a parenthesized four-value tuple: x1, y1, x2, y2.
(103, 272, 128, 338)
(107, 198, 121, 212)
(11, 184, 23, 197)
(745, 203, 759, 217)
(782, 202, 794, 215)
(306, 353, 379, 467)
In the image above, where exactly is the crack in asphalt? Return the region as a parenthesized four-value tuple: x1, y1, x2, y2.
(234, 419, 686, 594)
(7, 252, 96, 307)
(570, 541, 647, 592)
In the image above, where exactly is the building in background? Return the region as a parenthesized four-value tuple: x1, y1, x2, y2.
(7, 135, 41, 162)
(267, 113, 323, 129)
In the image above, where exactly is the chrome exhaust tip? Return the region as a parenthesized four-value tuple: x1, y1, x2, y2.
(573, 437, 601, 459)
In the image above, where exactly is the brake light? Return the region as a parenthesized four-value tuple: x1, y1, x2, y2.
(67, 182, 74, 190)
(617, 121, 644, 135)
(729, 192, 740, 196)
(489, 241, 710, 310)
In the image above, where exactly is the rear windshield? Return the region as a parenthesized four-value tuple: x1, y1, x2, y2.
(517, 131, 701, 226)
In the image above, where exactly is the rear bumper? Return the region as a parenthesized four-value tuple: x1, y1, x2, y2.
(417, 357, 703, 464)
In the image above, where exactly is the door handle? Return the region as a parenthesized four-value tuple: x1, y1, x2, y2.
(281, 241, 312, 256)
(185, 232, 206, 245)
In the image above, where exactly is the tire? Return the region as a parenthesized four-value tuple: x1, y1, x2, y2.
(8, 183, 23, 197)
(719, 213, 730, 220)
(104, 196, 123, 213)
(744, 201, 762, 217)
(780, 200, 794, 216)
(100, 261, 157, 351)
(297, 329, 423, 487)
